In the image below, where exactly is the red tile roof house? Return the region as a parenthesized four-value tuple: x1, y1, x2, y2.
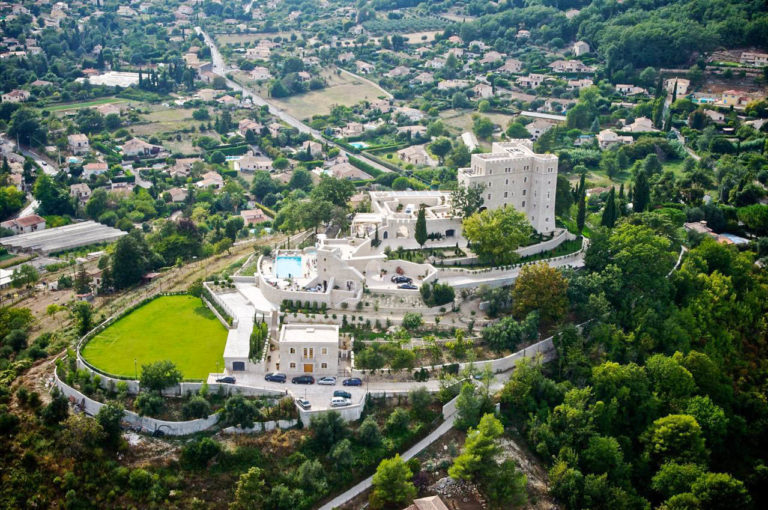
(1, 214, 46, 235)
(241, 208, 270, 225)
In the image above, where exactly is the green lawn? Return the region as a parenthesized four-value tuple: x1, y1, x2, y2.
(82, 295, 227, 380)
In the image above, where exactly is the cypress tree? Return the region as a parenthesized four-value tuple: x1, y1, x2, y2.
(601, 187, 617, 228)
(634, 169, 650, 212)
(576, 190, 586, 233)
(415, 206, 427, 248)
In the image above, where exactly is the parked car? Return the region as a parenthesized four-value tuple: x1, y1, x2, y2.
(216, 376, 236, 384)
(333, 390, 352, 399)
(317, 376, 337, 385)
(391, 275, 412, 284)
(265, 372, 287, 383)
(296, 398, 311, 410)
(292, 375, 315, 384)
(343, 377, 363, 386)
(331, 396, 352, 407)
(398, 283, 418, 290)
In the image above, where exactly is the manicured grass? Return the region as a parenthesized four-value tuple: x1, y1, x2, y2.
(82, 295, 227, 380)
(43, 97, 126, 112)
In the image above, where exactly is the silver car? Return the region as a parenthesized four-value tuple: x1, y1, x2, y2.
(317, 376, 337, 385)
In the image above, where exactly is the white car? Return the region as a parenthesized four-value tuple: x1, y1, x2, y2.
(317, 376, 337, 386)
(331, 396, 351, 407)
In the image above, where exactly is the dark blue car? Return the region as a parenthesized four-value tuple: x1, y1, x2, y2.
(265, 372, 287, 383)
(342, 377, 362, 386)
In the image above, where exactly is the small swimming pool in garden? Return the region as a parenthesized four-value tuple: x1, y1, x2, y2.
(349, 141, 368, 149)
(275, 256, 302, 279)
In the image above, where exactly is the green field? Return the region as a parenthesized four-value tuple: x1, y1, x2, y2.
(43, 97, 126, 112)
(82, 295, 227, 380)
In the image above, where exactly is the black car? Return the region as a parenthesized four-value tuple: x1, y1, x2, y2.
(391, 275, 412, 284)
(292, 375, 315, 384)
(265, 372, 287, 383)
(398, 283, 418, 290)
(216, 376, 236, 384)
(342, 377, 362, 386)
(333, 390, 352, 399)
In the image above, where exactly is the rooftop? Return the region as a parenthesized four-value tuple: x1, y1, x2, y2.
(280, 324, 339, 344)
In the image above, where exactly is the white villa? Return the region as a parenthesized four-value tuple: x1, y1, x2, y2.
(458, 140, 558, 234)
(277, 324, 339, 375)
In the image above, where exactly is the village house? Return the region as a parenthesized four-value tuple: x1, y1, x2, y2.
(739, 51, 768, 67)
(397, 145, 437, 167)
(67, 134, 90, 155)
(405, 496, 450, 510)
(302, 140, 323, 158)
(277, 324, 339, 375)
(573, 40, 590, 56)
(437, 79, 470, 91)
(327, 161, 371, 181)
(241, 208, 270, 226)
(122, 138, 159, 157)
(665, 78, 690, 96)
(548, 60, 595, 73)
(615, 84, 648, 95)
(1, 214, 45, 235)
(394, 106, 425, 122)
(168, 187, 188, 203)
(499, 58, 523, 73)
(567, 78, 594, 90)
(386, 65, 410, 78)
(481, 51, 504, 64)
(337, 51, 355, 63)
(525, 119, 556, 140)
(94, 103, 123, 116)
(236, 153, 273, 172)
(249, 66, 272, 81)
(397, 125, 428, 137)
(426, 57, 445, 69)
(597, 129, 634, 149)
(355, 60, 375, 74)
(1, 89, 30, 103)
(238, 119, 263, 137)
(721, 90, 748, 107)
(82, 162, 108, 179)
(245, 46, 270, 60)
(69, 183, 91, 203)
(196, 171, 224, 190)
(170, 158, 201, 178)
(196, 88, 217, 101)
(414, 71, 435, 84)
(622, 117, 658, 132)
(474, 83, 494, 99)
(517, 74, 548, 89)
(369, 98, 392, 113)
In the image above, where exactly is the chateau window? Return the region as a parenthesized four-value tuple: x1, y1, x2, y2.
(522, 201, 526, 207)
(522, 189, 526, 196)
(321, 363, 327, 369)
(505, 179, 509, 185)
(487, 193, 491, 200)
(504, 191, 508, 198)
(322, 348, 328, 355)
(524, 176, 527, 183)
(290, 362, 296, 368)
(489, 169, 492, 175)
(547, 192, 550, 199)
(290, 348, 296, 354)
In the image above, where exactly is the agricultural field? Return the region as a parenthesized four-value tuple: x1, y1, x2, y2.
(439, 109, 516, 134)
(129, 106, 216, 154)
(216, 31, 295, 45)
(81, 295, 227, 380)
(43, 97, 129, 113)
(401, 31, 441, 44)
(270, 67, 388, 120)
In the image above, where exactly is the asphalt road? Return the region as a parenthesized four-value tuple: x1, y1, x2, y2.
(195, 27, 393, 174)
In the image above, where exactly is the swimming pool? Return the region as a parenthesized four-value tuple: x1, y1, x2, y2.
(274, 256, 302, 279)
(349, 141, 368, 149)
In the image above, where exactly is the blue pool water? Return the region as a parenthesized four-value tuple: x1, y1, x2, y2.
(349, 141, 368, 149)
(275, 256, 302, 279)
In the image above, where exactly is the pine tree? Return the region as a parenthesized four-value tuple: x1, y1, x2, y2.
(601, 187, 617, 228)
(415, 206, 427, 248)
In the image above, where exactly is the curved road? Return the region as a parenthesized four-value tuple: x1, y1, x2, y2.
(195, 27, 393, 174)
